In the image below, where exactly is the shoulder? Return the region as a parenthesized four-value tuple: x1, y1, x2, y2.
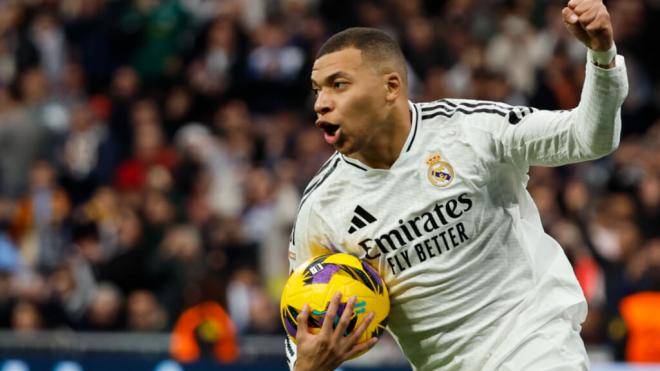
(290, 153, 345, 255)
(416, 99, 535, 125)
(298, 152, 344, 212)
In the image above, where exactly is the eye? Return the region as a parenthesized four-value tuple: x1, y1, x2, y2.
(334, 81, 348, 89)
(311, 87, 320, 97)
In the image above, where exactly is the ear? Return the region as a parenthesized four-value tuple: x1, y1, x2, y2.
(383, 72, 403, 103)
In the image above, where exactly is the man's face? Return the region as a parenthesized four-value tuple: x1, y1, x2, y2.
(311, 48, 387, 156)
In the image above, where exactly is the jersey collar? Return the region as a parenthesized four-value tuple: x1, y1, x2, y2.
(403, 100, 420, 153)
(340, 101, 420, 172)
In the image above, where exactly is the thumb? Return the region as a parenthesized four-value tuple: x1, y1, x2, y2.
(562, 6, 579, 25)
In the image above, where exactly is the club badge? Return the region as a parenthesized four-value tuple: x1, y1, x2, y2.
(426, 153, 454, 187)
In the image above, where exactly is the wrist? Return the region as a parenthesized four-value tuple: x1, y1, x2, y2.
(589, 44, 617, 68)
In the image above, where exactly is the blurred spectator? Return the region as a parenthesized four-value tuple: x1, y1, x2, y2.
(62, 0, 125, 91)
(10, 161, 71, 270)
(11, 300, 43, 334)
(0, 1, 656, 364)
(242, 167, 276, 246)
(620, 291, 660, 363)
(170, 300, 239, 363)
(0, 2, 39, 83)
(107, 65, 142, 162)
(486, 14, 541, 96)
(49, 262, 94, 325)
(82, 282, 123, 331)
(118, 0, 194, 82)
(247, 287, 280, 334)
(619, 239, 660, 362)
(246, 19, 306, 111)
(114, 99, 178, 194)
(59, 101, 108, 204)
(0, 86, 46, 197)
(29, 10, 67, 90)
(187, 15, 246, 113)
(162, 85, 196, 141)
(151, 224, 204, 317)
(59, 62, 88, 107)
(175, 121, 244, 219)
(401, 16, 450, 81)
(18, 66, 69, 138)
(0, 198, 20, 275)
(261, 160, 300, 294)
(225, 267, 260, 334)
(215, 0, 266, 33)
(91, 205, 149, 294)
(126, 289, 167, 331)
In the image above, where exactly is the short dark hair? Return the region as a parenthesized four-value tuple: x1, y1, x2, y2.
(317, 27, 407, 81)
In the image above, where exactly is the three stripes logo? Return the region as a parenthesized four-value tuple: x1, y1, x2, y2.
(348, 205, 377, 234)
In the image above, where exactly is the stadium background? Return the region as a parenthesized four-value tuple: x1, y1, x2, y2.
(0, 0, 658, 370)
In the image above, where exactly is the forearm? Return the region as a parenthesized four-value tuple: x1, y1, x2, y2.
(500, 48, 628, 167)
(569, 48, 628, 159)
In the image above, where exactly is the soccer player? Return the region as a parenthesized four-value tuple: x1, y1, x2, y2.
(286, 0, 628, 369)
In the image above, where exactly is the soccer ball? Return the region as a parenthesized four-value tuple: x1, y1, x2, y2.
(280, 253, 389, 355)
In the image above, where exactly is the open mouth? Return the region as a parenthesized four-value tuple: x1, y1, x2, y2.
(320, 122, 339, 136)
(317, 121, 341, 145)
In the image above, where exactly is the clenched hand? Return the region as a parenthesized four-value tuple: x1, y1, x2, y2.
(562, 0, 614, 52)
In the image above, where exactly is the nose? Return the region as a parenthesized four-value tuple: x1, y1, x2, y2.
(314, 90, 333, 116)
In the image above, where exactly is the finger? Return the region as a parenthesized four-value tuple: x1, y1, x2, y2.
(585, 11, 610, 32)
(333, 295, 356, 341)
(345, 337, 379, 360)
(573, 0, 602, 16)
(567, 0, 579, 10)
(562, 7, 579, 25)
(296, 303, 310, 339)
(321, 292, 342, 335)
(348, 311, 375, 345)
(585, 13, 606, 32)
(562, 7, 587, 41)
(578, 7, 599, 26)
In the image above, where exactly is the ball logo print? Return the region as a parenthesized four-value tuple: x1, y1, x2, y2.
(426, 153, 454, 187)
(280, 253, 389, 358)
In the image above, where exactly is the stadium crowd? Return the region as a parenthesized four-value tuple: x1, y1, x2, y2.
(0, 0, 658, 362)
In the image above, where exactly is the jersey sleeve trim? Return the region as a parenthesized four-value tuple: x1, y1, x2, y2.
(419, 99, 535, 123)
(404, 101, 421, 152)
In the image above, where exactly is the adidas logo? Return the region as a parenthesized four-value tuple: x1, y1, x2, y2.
(348, 205, 377, 234)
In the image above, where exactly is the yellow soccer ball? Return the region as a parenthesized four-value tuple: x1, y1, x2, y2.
(280, 253, 389, 356)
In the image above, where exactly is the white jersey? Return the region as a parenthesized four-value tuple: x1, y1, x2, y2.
(286, 53, 628, 370)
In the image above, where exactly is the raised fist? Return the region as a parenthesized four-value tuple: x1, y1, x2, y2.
(562, 0, 613, 52)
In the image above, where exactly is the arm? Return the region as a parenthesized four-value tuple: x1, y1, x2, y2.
(285, 199, 376, 371)
(492, 0, 628, 168)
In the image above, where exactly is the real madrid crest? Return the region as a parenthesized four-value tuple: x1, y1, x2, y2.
(426, 153, 454, 187)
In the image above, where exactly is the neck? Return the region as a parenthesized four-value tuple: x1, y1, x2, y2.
(349, 100, 411, 169)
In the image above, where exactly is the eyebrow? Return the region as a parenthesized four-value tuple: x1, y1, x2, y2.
(311, 71, 351, 87)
